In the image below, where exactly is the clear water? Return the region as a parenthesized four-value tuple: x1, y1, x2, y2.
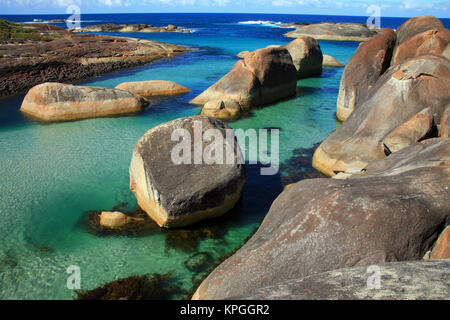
(0, 13, 440, 300)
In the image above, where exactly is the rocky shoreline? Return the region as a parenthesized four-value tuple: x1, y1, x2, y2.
(74, 23, 193, 34)
(0, 20, 189, 98)
(192, 15, 449, 300)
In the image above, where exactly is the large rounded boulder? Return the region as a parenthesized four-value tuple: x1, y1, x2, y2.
(201, 99, 244, 121)
(115, 80, 190, 98)
(392, 28, 450, 65)
(395, 15, 445, 46)
(129, 116, 246, 228)
(20, 82, 148, 122)
(314, 55, 450, 177)
(190, 47, 297, 109)
(234, 260, 450, 300)
(282, 36, 323, 78)
(193, 140, 449, 299)
(336, 28, 396, 121)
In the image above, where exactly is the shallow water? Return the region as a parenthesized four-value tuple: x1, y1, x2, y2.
(0, 13, 422, 299)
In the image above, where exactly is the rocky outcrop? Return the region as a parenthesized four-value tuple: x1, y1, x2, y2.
(323, 54, 344, 67)
(237, 50, 250, 59)
(190, 47, 297, 110)
(20, 82, 148, 122)
(201, 99, 245, 121)
(0, 20, 188, 98)
(395, 15, 445, 46)
(74, 23, 192, 34)
(283, 36, 323, 78)
(392, 28, 450, 65)
(193, 150, 449, 299)
(129, 116, 246, 228)
(115, 80, 190, 98)
(336, 28, 396, 121)
(314, 55, 450, 176)
(233, 260, 450, 300)
(285, 22, 379, 41)
(99, 211, 130, 229)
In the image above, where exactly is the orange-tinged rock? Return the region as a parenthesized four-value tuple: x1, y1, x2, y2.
(430, 227, 450, 260)
(115, 80, 190, 98)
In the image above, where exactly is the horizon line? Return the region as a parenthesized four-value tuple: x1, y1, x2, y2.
(0, 12, 449, 19)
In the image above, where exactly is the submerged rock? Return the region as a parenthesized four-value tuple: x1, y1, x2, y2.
(234, 260, 450, 300)
(283, 36, 323, 78)
(201, 99, 245, 121)
(336, 28, 396, 121)
(115, 80, 190, 98)
(184, 252, 214, 273)
(20, 82, 148, 122)
(322, 54, 344, 67)
(99, 211, 130, 229)
(76, 272, 185, 300)
(129, 116, 246, 228)
(314, 55, 450, 176)
(193, 156, 449, 299)
(191, 47, 297, 110)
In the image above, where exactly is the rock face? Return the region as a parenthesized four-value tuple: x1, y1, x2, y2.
(20, 82, 148, 122)
(75, 23, 192, 34)
(99, 211, 130, 229)
(115, 80, 190, 98)
(392, 28, 450, 65)
(129, 116, 246, 228)
(233, 261, 450, 300)
(395, 15, 445, 46)
(441, 105, 450, 138)
(193, 154, 449, 299)
(285, 22, 379, 41)
(314, 55, 450, 176)
(191, 47, 297, 110)
(429, 227, 450, 260)
(237, 51, 250, 59)
(0, 21, 188, 98)
(201, 99, 244, 121)
(336, 28, 396, 121)
(283, 36, 323, 78)
(323, 54, 344, 67)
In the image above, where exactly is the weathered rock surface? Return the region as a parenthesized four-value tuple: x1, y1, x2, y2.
(129, 116, 246, 228)
(193, 162, 449, 299)
(349, 138, 450, 178)
(74, 23, 192, 34)
(323, 54, 344, 67)
(395, 15, 445, 46)
(314, 55, 450, 176)
(429, 227, 450, 260)
(99, 211, 130, 229)
(283, 36, 323, 78)
(392, 28, 450, 65)
(0, 20, 188, 98)
(201, 99, 244, 121)
(336, 28, 396, 121)
(237, 50, 250, 59)
(441, 105, 450, 138)
(115, 80, 190, 98)
(285, 22, 379, 41)
(20, 82, 148, 122)
(191, 47, 297, 110)
(233, 260, 450, 300)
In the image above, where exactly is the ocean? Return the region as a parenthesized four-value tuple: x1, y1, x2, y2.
(0, 13, 447, 299)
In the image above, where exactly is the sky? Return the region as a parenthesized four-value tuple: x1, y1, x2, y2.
(0, 0, 449, 18)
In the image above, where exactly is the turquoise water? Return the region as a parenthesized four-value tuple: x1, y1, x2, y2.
(0, 14, 360, 299)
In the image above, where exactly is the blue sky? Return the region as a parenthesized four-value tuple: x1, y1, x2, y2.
(0, 0, 449, 18)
